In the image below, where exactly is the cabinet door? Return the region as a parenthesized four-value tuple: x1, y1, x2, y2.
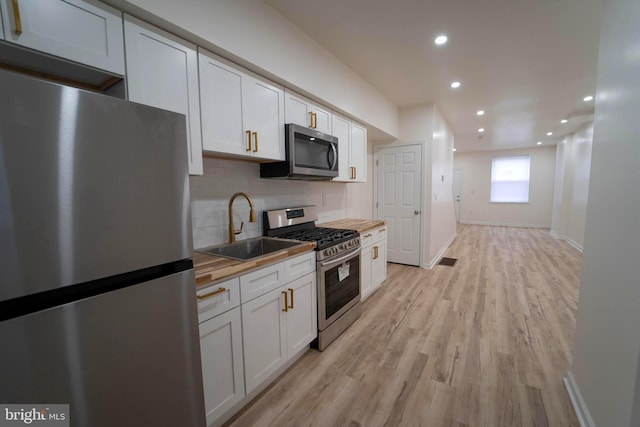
(372, 240, 387, 289)
(311, 105, 332, 135)
(332, 114, 351, 182)
(124, 15, 203, 175)
(360, 246, 374, 300)
(285, 272, 317, 356)
(350, 121, 367, 182)
(0, 0, 125, 74)
(200, 307, 245, 425)
(243, 75, 285, 161)
(242, 287, 287, 393)
(284, 91, 313, 128)
(199, 50, 246, 156)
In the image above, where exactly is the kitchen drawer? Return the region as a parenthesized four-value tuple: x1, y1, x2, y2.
(283, 251, 316, 283)
(373, 226, 387, 243)
(197, 277, 240, 323)
(240, 262, 285, 304)
(361, 226, 386, 248)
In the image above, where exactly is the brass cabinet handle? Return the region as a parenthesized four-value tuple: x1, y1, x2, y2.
(364, 233, 372, 238)
(288, 288, 294, 309)
(313, 112, 318, 129)
(197, 287, 226, 300)
(252, 131, 258, 152)
(282, 291, 288, 312)
(350, 166, 356, 179)
(246, 130, 252, 151)
(309, 111, 314, 128)
(378, 228, 386, 233)
(373, 246, 379, 260)
(12, 0, 22, 35)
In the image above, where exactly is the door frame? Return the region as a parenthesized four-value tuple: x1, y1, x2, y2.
(453, 168, 463, 222)
(373, 141, 424, 267)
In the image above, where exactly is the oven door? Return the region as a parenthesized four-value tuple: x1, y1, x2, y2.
(317, 247, 361, 331)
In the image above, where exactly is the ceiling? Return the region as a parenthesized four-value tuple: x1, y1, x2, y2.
(265, 0, 603, 152)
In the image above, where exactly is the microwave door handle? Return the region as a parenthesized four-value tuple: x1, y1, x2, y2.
(328, 143, 338, 171)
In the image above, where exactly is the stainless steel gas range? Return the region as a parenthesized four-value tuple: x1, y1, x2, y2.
(263, 206, 361, 351)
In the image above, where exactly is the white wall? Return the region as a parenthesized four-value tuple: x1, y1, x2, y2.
(381, 104, 457, 268)
(453, 146, 556, 228)
(105, 0, 398, 139)
(551, 123, 593, 251)
(428, 106, 457, 263)
(568, 0, 640, 425)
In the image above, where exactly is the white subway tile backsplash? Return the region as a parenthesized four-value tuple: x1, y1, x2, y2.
(189, 157, 348, 249)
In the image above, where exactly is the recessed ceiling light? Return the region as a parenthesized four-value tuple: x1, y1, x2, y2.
(537, 141, 542, 145)
(434, 35, 448, 45)
(452, 148, 457, 152)
(478, 128, 485, 133)
(561, 119, 568, 124)
(477, 110, 485, 116)
(450, 81, 461, 89)
(583, 95, 593, 102)
(546, 132, 553, 136)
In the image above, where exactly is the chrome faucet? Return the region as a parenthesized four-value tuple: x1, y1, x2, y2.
(228, 192, 257, 243)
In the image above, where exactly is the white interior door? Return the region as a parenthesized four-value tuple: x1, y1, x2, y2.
(376, 144, 422, 266)
(453, 168, 462, 221)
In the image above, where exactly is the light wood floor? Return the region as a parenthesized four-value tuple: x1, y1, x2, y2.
(225, 224, 582, 427)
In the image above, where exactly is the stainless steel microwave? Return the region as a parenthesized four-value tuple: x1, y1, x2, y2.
(260, 123, 338, 180)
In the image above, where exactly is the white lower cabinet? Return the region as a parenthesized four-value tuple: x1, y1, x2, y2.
(360, 225, 388, 300)
(242, 270, 317, 394)
(241, 285, 287, 393)
(198, 278, 244, 426)
(199, 306, 245, 426)
(199, 251, 316, 426)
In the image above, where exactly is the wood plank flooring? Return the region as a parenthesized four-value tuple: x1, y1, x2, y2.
(225, 224, 582, 427)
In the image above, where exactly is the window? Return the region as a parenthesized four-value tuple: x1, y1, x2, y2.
(490, 155, 530, 203)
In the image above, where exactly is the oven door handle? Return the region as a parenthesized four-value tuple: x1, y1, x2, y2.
(319, 247, 361, 268)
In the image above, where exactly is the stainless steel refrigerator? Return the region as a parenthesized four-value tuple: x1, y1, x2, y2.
(0, 69, 205, 426)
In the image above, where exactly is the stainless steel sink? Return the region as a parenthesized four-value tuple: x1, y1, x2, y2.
(197, 237, 305, 261)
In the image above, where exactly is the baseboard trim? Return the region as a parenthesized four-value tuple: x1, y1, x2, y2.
(459, 220, 550, 229)
(550, 230, 584, 252)
(564, 371, 596, 427)
(423, 232, 457, 269)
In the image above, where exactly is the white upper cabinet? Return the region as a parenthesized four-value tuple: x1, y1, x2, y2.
(350, 121, 367, 182)
(199, 49, 285, 161)
(284, 89, 332, 134)
(123, 15, 203, 175)
(332, 113, 367, 182)
(0, 0, 125, 75)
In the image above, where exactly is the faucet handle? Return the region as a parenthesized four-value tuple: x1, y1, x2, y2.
(234, 222, 244, 235)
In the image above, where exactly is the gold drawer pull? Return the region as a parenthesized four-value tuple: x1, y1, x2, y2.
(12, 0, 22, 35)
(246, 130, 252, 151)
(350, 166, 356, 179)
(288, 288, 294, 309)
(197, 287, 226, 300)
(378, 228, 386, 233)
(364, 233, 372, 238)
(309, 111, 314, 128)
(252, 131, 258, 152)
(282, 291, 289, 312)
(373, 246, 379, 260)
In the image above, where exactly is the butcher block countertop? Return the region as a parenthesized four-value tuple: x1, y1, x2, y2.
(193, 241, 315, 288)
(319, 218, 386, 234)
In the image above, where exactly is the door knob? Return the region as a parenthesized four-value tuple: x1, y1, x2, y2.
(414, 210, 420, 215)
